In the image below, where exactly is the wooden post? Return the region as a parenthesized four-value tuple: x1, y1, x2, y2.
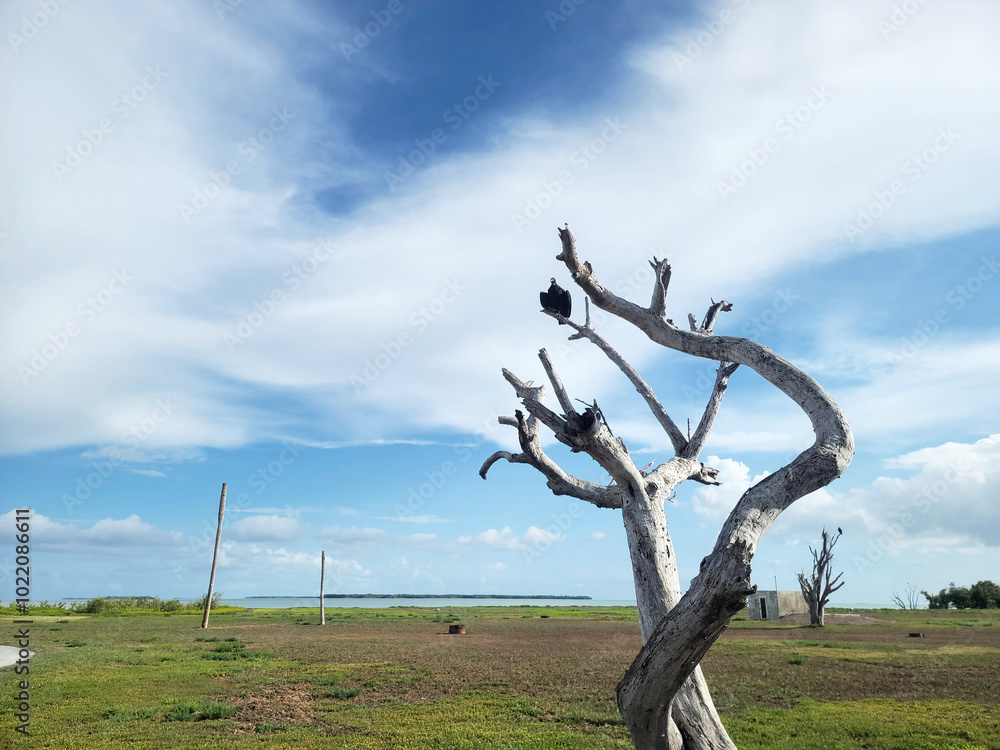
(201, 483, 227, 629)
(319, 550, 326, 625)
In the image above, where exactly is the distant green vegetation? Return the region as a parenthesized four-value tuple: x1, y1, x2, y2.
(73, 596, 186, 613)
(923, 580, 1000, 609)
(0, 592, 242, 617)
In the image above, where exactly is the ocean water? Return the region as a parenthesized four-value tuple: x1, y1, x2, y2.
(48, 597, 893, 611)
(223, 597, 638, 610)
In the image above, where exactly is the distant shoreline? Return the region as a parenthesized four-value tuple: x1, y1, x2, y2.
(247, 594, 593, 600)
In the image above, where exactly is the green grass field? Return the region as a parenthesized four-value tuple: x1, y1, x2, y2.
(1, 605, 997, 748)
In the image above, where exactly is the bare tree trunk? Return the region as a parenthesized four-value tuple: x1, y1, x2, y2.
(320, 550, 326, 625)
(622, 481, 736, 749)
(484, 351, 737, 747)
(809, 597, 823, 627)
(201, 482, 227, 629)
(481, 226, 853, 749)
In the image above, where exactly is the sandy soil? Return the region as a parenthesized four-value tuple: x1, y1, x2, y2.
(0, 645, 33, 668)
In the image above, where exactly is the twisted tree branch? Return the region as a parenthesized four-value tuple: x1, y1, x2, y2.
(682, 362, 739, 460)
(538, 348, 575, 416)
(479, 377, 623, 509)
(552, 224, 853, 748)
(558, 306, 688, 454)
(484, 225, 851, 748)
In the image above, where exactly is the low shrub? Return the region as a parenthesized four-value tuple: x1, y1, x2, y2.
(331, 687, 361, 700)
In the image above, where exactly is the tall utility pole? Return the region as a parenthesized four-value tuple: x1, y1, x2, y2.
(201, 482, 227, 629)
(320, 550, 326, 625)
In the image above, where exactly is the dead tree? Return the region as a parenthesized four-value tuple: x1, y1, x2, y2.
(891, 582, 920, 610)
(797, 528, 845, 626)
(480, 226, 853, 749)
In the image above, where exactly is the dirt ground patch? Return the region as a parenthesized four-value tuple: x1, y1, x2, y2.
(230, 683, 316, 731)
(778, 613, 890, 626)
(722, 620, 1000, 648)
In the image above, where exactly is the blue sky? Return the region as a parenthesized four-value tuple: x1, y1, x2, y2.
(2, 0, 999, 605)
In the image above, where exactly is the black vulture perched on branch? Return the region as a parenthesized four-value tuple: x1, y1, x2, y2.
(540, 278, 571, 324)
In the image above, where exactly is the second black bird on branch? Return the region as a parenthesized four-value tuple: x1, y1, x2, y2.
(540, 278, 572, 324)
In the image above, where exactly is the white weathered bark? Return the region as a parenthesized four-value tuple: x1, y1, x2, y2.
(482, 226, 853, 749)
(483, 345, 737, 746)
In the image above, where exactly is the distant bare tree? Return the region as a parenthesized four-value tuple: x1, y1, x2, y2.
(797, 528, 845, 626)
(481, 226, 853, 749)
(891, 582, 920, 610)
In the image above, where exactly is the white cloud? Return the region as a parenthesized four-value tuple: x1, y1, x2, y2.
(313, 526, 438, 552)
(83, 515, 180, 545)
(690, 457, 771, 522)
(251, 548, 317, 567)
(460, 526, 522, 550)
(459, 525, 566, 550)
(322, 558, 371, 587)
(12, 512, 186, 548)
(688, 436, 1000, 556)
(692, 436, 1000, 602)
(375, 514, 453, 524)
(318, 526, 389, 544)
(816, 336, 1000, 443)
(523, 526, 566, 547)
(229, 547, 371, 591)
(82, 446, 203, 465)
(591, 531, 607, 540)
(5, 1, 1000, 605)
(388, 555, 444, 587)
(3, 0, 999, 458)
(770, 435, 1000, 550)
(405, 533, 438, 544)
(228, 514, 301, 542)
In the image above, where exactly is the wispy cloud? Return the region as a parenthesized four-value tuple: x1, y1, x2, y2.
(458, 526, 567, 551)
(3, 0, 998, 460)
(318, 526, 389, 545)
(375, 514, 453, 524)
(129, 468, 166, 478)
(696, 435, 1000, 551)
(228, 514, 301, 542)
(10, 511, 186, 548)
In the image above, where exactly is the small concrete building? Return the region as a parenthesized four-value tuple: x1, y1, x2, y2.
(748, 590, 809, 621)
